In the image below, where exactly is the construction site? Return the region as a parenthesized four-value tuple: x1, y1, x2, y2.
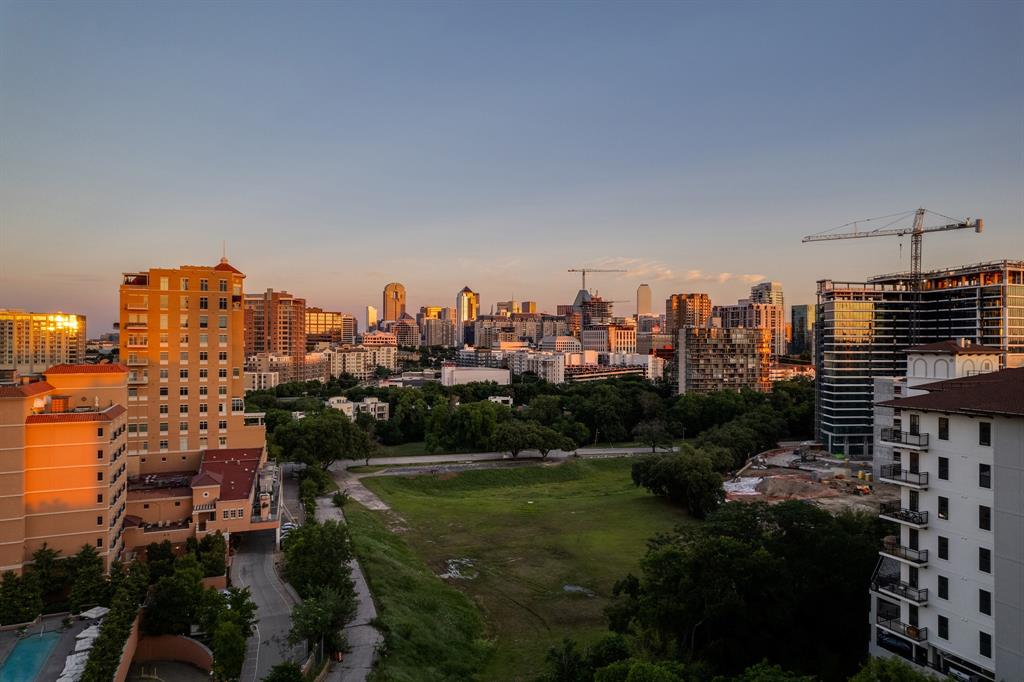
(724, 442, 900, 514)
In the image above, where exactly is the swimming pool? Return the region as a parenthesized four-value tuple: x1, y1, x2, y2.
(0, 631, 61, 682)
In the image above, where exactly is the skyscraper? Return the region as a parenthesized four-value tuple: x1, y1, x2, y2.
(0, 310, 87, 379)
(636, 284, 652, 316)
(790, 304, 815, 356)
(749, 281, 784, 307)
(305, 308, 357, 348)
(712, 298, 786, 357)
(815, 259, 1024, 458)
(383, 283, 407, 322)
(456, 286, 479, 344)
(366, 305, 378, 332)
(665, 293, 712, 341)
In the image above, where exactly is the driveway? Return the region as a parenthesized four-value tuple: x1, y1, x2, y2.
(231, 530, 305, 682)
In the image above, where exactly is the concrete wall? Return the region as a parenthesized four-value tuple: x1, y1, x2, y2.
(113, 614, 141, 682)
(994, 416, 1024, 680)
(133, 634, 213, 672)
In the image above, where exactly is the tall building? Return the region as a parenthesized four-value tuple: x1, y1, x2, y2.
(712, 299, 786, 357)
(815, 260, 1024, 458)
(365, 305, 378, 332)
(0, 364, 129, 572)
(496, 300, 520, 316)
(868, 366, 1024, 681)
(421, 317, 457, 347)
(243, 289, 307, 378)
(665, 293, 712, 341)
(750, 281, 784, 306)
(305, 307, 357, 348)
(677, 325, 771, 394)
(120, 259, 266, 475)
(383, 282, 407, 322)
(0, 310, 87, 379)
(520, 301, 537, 314)
(790, 304, 815, 356)
(636, 284, 652, 316)
(456, 287, 479, 344)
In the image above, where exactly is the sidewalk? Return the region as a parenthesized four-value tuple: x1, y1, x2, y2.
(316, 497, 384, 682)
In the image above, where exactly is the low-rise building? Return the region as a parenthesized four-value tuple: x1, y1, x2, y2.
(540, 335, 582, 353)
(441, 365, 511, 386)
(244, 371, 280, 391)
(326, 396, 390, 421)
(508, 351, 566, 384)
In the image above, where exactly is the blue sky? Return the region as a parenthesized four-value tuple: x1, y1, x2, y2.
(1, 1, 1021, 332)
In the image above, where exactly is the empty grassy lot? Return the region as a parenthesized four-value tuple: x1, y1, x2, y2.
(357, 458, 691, 681)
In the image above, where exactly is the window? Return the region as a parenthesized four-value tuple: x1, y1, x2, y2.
(980, 589, 991, 616)
(979, 505, 991, 531)
(218, 420, 227, 430)
(199, 421, 208, 432)
(180, 351, 188, 361)
(181, 278, 189, 291)
(979, 422, 991, 446)
(200, 403, 208, 415)
(200, 315, 209, 329)
(97, 494, 103, 503)
(179, 386, 189, 397)
(97, 471, 103, 482)
(218, 315, 228, 329)
(160, 386, 169, 398)
(909, 414, 920, 435)
(938, 536, 949, 560)
(219, 385, 227, 396)
(938, 496, 949, 520)
(200, 351, 208, 362)
(97, 449, 104, 459)
(159, 440, 169, 451)
(179, 421, 188, 432)
(223, 510, 229, 519)
(159, 404, 169, 416)
(219, 334, 228, 345)
(97, 427, 104, 437)
(218, 279, 228, 292)
(96, 538, 103, 548)
(938, 616, 948, 639)
(938, 576, 948, 599)
(938, 457, 949, 480)
(180, 369, 189, 380)
(219, 297, 228, 310)
(980, 547, 991, 573)
(979, 463, 991, 489)
(200, 278, 209, 291)
(218, 351, 228, 362)
(159, 276, 169, 290)
(980, 631, 991, 658)
(160, 368, 169, 380)
(218, 368, 227, 379)
(938, 417, 949, 440)
(200, 385, 208, 396)
(179, 405, 189, 415)
(200, 333, 209, 345)
(200, 369, 209, 380)
(200, 296, 209, 310)
(219, 436, 227, 447)
(174, 501, 181, 507)
(97, 516, 103, 526)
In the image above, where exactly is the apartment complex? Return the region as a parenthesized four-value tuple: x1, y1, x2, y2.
(665, 293, 712, 341)
(0, 310, 87, 379)
(243, 289, 307, 370)
(393, 313, 420, 347)
(677, 325, 771, 394)
(324, 344, 398, 381)
(868, 367, 1024, 681)
(382, 282, 406, 322)
(305, 307, 357, 348)
(0, 365, 128, 573)
(815, 260, 1024, 458)
(421, 318, 458, 347)
(508, 351, 566, 384)
(713, 299, 786, 357)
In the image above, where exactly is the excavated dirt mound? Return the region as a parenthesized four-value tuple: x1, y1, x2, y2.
(755, 474, 837, 500)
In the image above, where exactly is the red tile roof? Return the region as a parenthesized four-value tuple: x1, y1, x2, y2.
(214, 259, 243, 274)
(878, 367, 1024, 418)
(907, 340, 1002, 356)
(197, 448, 263, 501)
(191, 471, 222, 487)
(45, 363, 128, 374)
(0, 382, 54, 399)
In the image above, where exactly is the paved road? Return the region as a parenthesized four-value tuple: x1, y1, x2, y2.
(231, 530, 306, 682)
(336, 445, 673, 470)
(316, 498, 384, 682)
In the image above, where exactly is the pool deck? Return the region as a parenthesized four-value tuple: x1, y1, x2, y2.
(0, 615, 94, 682)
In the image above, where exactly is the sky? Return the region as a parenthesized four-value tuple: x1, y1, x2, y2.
(1, 1, 1022, 333)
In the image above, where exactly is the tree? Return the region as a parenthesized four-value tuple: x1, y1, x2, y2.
(212, 619, 247, 681)
(224, 587, 258, 635)
(0, 571, 42, 625)
(69, 544, 109, 612)
(142, 555, 203, 635)
(848, 657, 934, 682)
(264, 662, 305, 682)
(288, 586, 356, 655)
(490, 420, 537, 458)
(146, 540, 176, 583)
(30, 543, 69, 608)
(282, 520, 356, 599)
(719, 661, 815, 681)
(197, 532, 228, 577)
(535, 425, 572, 459)
(275, 409, 372, 470)
(633, 419, 672, 453)
(543, 638, 588, 682)
(631, 450, 724, 518)
(526, 394, 563, 426)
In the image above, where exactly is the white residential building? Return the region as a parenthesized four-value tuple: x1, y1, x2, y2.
(540, 335, 582, 353)
(508, 351, 566, 384)
(868, 366, 1024, 681)
(440, 365, 510, 386)
(326, 395, 390, 421)
(244, 371, 280, 391)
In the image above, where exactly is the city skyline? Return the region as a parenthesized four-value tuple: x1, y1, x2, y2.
(2, 2, 1021, 330)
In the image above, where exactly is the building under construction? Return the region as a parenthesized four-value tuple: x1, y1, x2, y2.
(815, 260, 1024, 458)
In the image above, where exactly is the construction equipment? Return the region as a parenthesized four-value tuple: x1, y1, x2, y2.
(567, 268, 626, 291)
(803, 208, 983, 285)
(803, 208, 983, 344)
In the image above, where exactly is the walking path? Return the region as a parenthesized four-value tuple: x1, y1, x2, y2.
(316, 498, 384, 682)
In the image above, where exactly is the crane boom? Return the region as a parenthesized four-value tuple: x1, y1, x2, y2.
(567, 268, 627, 290)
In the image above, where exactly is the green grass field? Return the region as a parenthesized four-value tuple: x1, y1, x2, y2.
(356, 458, 692, 681)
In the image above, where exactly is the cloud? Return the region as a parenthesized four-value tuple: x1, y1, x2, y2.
(594, 258, 764, 286)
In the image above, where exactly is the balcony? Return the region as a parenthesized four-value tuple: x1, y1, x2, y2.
(879, 465, 929, 489)
(872, 576, 929, 605)
(881, 539, 928, 566)
(876, 616, 927, 643)
(128, 374, 149, 385)
(126, 357, 148, 366)
(879, 428, 929, 450)
(879, 502, 929, 528)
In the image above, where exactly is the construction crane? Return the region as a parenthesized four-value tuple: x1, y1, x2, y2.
(568, 268, 626, 291)
(803, 208, 983, 286)
(803, 207, 984, 344)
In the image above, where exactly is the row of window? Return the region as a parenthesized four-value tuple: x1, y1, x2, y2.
(932, 416, 991, 446)
(935, 617, 991, 658)
(158, 276, 230, 292)
(935, 536, 991, 573)
(156, 420, 229, 433)
(936, 458, 991, 488)
(222, 508, 246, 520)
(935, 496, 991, 530)
(935, 577, 991, 615)
(135, 436, 228, 452)
(158, 350, 230, 362)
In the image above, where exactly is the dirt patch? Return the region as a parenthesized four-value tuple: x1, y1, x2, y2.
(756, 474, 836, 500)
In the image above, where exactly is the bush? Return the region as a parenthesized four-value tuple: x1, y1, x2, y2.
(332, 491, 349, 508)
(81, 562, 149, 682)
